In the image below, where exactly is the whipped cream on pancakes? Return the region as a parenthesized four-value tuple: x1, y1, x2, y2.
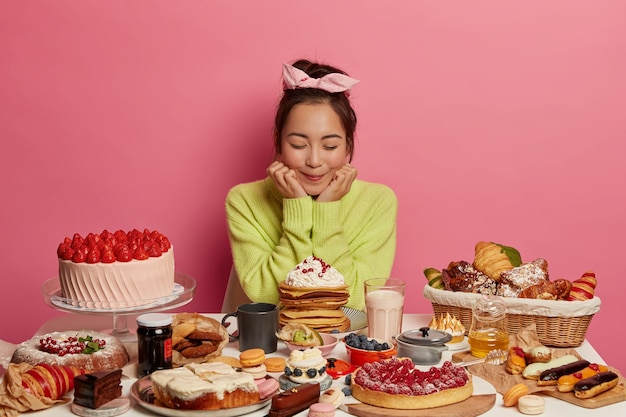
(285, 256, 345, 287)
(279, 257, 351, 333)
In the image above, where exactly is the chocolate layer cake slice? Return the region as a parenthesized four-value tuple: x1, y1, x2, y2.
(73, 368, 123, 409)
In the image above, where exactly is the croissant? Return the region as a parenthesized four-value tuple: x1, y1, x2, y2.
(473, 241, 522, 282)
(553, 279, 572, 300)
(20, 363, 85, 400)
(567, 270, 597, 301)
(423, 267, 444, 289)
(0, 362, 85, 416)
(518, 280, 558, 300)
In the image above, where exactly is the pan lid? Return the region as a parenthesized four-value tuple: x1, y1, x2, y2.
(396, 327, 452, 346)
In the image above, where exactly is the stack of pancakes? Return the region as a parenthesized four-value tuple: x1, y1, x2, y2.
(278, 282, 351, 332)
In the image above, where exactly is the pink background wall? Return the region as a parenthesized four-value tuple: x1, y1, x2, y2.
(1, 1, 625, 372)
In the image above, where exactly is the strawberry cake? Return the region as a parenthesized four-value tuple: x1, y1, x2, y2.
(56, 229, 175, 308)
(351, 358, 473, 409)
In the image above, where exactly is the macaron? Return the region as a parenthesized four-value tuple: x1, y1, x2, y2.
(319, 388, 345, 408)
(240, 348, 266, 367)
(502, 383, 530, 407)
(208, 355, 242, 368)
(242, 363, 267, 379)
(308, 402, 335, 417)
(264, 356, 286, 372)
(517, 394, 545, 415)
(256, 377, 279, 400)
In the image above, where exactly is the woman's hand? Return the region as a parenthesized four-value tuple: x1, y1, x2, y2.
(267, 161, 308, 198)
(316, 163, 358, 202)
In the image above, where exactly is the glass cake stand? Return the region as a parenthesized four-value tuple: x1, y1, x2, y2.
(42, 272, 196, 342)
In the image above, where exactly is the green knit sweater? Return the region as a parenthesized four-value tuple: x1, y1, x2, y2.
(225, 177, 397, 310)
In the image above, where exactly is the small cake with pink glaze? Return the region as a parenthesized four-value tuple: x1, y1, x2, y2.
(57, 229, 175, 308)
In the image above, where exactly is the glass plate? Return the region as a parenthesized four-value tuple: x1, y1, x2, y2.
(341, 307, 367, 332)
(43, 272, 196, 313)
(130, 374, 275, 417)
(446, 336, 470, 351)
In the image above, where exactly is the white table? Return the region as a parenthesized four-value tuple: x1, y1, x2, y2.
(20, 313, 626, 416)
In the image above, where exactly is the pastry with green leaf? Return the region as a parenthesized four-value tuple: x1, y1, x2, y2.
(275, 323, 324, 347)
(473, 241, 522, 282)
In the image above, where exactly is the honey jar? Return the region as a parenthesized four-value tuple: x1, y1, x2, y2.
(468, 295, 509, 358)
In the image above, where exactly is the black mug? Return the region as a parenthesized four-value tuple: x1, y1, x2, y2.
(221, 302, 279, 353)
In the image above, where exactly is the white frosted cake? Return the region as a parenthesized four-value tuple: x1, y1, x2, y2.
(11, 330, 129, 372)
(57, 229, 175, 308)
(151, 362, 260, 410)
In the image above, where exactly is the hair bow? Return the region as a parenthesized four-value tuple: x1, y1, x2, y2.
(282, 64, 359, 93)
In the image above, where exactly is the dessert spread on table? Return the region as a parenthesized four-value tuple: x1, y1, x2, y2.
(278, 256, 351, 332)
(57, 229, 175, 308)
(501, 342, 620, 405)
(1, 238, 623, 417)
(453, 324, 626, 413)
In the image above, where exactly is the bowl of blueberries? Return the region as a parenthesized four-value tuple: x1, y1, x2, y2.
(343, 333, 397, 366)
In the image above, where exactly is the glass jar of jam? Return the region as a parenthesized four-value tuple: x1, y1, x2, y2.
(137, 313, 173, 377)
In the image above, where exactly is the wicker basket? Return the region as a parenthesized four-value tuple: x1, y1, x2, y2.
(423, 285, 601, 347)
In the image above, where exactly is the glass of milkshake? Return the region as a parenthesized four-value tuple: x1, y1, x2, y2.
(364, 278, 405, 342)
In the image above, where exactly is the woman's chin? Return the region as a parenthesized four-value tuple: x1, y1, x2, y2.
(303, 186, 326, 197)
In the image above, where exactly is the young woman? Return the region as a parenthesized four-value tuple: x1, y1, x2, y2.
(223, 59, 397, 312)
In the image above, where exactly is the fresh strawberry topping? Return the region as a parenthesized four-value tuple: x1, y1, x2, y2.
(39, 335, 106, 356)
(58, 229, 170, 264)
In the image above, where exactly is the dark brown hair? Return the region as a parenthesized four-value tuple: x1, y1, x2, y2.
(273, 59, 357, 161)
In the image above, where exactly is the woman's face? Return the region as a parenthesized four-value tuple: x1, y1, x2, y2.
(278, 103, 349, 196)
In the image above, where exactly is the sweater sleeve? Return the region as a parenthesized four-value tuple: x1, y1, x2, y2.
(225, 181, 315, 304)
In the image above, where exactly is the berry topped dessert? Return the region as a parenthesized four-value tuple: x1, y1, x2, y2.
(57, 228, 175, 308)
(11, 330, 129, 373)
(278, 257, 350, 332)
(351, 358, 473, 409)
(278, 346, 333, 391)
